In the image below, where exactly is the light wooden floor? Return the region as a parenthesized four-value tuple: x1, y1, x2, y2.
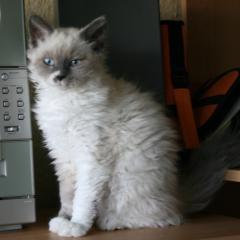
(1, 212, 240, 240)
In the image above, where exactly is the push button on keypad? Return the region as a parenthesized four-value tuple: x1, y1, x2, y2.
(4, 126, 19, 133)
(17, 100, 24, 107)
(3, 101, 9, 107)
(16, 87, 23, 94)
(2, 87, 9, 94)
(18, 114, 25, 120)
(1, 73, 9, 81)
(3, 113, 10, 121)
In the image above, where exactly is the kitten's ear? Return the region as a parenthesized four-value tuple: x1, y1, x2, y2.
(80, 16, 107, 52)
(29, 15, 53, 48)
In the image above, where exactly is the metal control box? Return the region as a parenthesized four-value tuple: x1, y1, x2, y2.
(0, 0, 35, 230)
(0, 69, 32, 140)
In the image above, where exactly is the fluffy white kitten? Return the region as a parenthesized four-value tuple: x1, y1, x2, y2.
(28, 15, 182, 237)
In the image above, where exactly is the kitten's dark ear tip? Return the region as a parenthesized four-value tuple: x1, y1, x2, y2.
(29, 15, 44, 26)
(97, 15, 107, 25)
(81, 15, 107, 51)
(29, 15, 39, 22)
(28, 15, 53, 48)
(89, 15, 107, 30)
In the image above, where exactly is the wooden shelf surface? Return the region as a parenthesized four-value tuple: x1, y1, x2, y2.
(1, 211, 240, 240)
(225, 169, 240, 182)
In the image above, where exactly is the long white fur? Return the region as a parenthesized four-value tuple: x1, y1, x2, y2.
(28, 21, 182, 237)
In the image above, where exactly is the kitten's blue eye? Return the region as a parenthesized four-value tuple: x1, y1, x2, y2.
(70, 59, 81, 66)
(43, 57, 55, 66)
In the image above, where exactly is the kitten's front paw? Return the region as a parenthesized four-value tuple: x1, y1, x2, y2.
(49, 216, 67, 234)
(49, 216, 89, 237)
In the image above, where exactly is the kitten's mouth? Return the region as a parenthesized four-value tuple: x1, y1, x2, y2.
(54, 78, 65, 84)
(54, 78, 68, 87)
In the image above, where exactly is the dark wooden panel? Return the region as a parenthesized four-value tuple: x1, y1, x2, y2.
(187, 0, 240, 87)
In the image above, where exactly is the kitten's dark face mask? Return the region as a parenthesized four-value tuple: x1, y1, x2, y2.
(36, 53, 87, 88)
(28, 15, 106, 88)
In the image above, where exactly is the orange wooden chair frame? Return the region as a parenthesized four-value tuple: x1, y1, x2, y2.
(161, 21, 199, 149)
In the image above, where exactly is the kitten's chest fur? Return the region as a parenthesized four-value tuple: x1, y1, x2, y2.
(34, 81, 123, 163)
(34, 78, 167, 169)
(35, 85, 107, 140)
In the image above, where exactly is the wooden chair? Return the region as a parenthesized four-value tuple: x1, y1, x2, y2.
(161, 20, 199, 149)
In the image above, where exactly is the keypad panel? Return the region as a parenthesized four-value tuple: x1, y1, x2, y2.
(0, 69, 32, 140)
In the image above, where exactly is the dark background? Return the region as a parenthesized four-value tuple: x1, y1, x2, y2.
(58, 0, 164, 100)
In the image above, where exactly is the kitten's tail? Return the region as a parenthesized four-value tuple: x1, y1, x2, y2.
(181, 112, 240, 214)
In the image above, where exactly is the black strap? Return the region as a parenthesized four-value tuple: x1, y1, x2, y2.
(194, 95, 224, 107)
(161, 21, 189, 88)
